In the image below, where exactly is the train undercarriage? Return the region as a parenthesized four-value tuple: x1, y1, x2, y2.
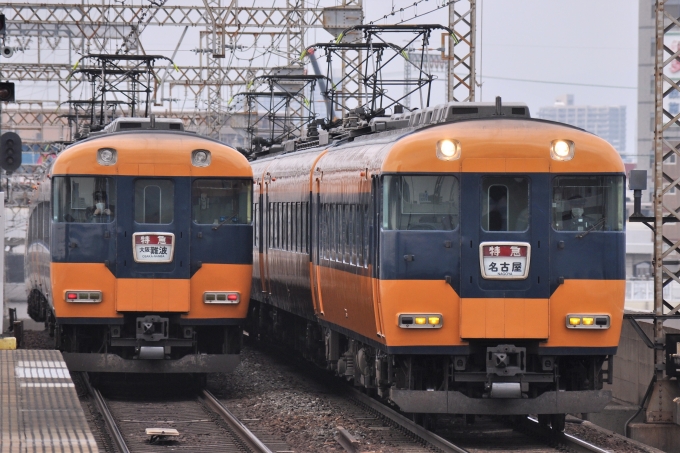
(248, 300, 613, 430)
(27, 289, 242, 373)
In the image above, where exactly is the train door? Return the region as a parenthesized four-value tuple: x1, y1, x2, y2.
(310, 172, 323, 315)
(459, 173, 550, 336)
(115, 176, 191, 311)
(261, 175, 272, 295)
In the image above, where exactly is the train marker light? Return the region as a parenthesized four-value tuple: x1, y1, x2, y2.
(192, 149, 211, 167)
(65, 290, 102, 303)
(550, 139, 574, 161)
(436, 139, 461, 161)
(203, 291, 240, 304)
(399, 314, 443, 329)
(566, 314, 610, 329)
(97, 148, 117, 166)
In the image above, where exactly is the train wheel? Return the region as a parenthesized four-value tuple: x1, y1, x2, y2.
(550, 414, 565, 432)
(537, 414, 550, 427)
(465, 414, 475, 425)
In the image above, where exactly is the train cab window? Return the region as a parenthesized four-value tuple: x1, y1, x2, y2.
(192, 179, 252, 225)
(135, 179, 174, 224)
(552, 175, 624, 232)
(52, 176, 116, 223)
(382, 175, 459, 231)
(481, 177, 529, 232)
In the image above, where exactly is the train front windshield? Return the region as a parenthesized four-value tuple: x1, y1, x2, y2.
(552, 175, 624, 232)
(52, 176, 116, 223)
(382, 175, 459, 231)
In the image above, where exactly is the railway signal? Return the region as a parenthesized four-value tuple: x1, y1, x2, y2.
(0, 82, 15, 102)
(0, 132, 22, 172)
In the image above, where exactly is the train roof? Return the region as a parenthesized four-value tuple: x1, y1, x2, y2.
(52, 129, 252, 178)
(254, 115, 623, 177)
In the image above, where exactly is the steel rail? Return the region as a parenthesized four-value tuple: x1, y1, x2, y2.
(526, 417, 610, 453)
(81, 373, 130, 453)
(346, 387, 470, 453)
(199, 389, 274, 453)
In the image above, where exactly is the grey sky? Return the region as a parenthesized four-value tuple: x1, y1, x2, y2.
(366, 0, 638, 156)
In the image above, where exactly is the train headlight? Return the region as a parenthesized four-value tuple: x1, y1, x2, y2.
(192, 149, 211, 167)
(566, 314, 610, 329)
(97, 148, 117, 166)
(436, 139, 461, 161)
(398, 314, 443, 329)
(550, 139, 574, 161)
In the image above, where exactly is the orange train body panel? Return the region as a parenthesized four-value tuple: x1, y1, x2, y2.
(184, 264, 252, 320)
(460, 298, 549, 339)
(331, 277, 624, 348)
(544, 279, 624, 349)
(50, 263, 252, 318)
(116, 278, 190, 312)
(50, 263, 122, 319)
(314, 265, 381, 343)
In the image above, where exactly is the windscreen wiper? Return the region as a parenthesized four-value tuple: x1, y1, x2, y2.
(576, 217, 606, 239)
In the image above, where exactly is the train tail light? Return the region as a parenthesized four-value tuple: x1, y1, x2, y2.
(65, 291, 102, 303)
(398, 314, 443, 329)
(204, 292, 240, 304)
(566, 314, 610, 329)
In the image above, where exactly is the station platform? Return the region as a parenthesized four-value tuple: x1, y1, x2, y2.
(0, 349, 98, 452)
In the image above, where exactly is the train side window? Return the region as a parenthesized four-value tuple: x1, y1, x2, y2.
(135, 179, 174, 224)
(382, 175, 459, 231)
(191, 178, 252, 225)
(552, 175, 624, 232)
(53, 176, 116, 223)
(481, 177, 529, 232)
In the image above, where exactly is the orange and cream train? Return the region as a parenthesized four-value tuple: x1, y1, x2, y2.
(249, 101, 624, 429)
(25, 118, 253, 373)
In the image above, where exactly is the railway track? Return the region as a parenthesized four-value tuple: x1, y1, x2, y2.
(81, 373, 273, 453)
(430, 411, 610, 453)
(344, 388, 610, 453)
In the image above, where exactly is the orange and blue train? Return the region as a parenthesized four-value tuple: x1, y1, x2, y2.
(249, 101, 624, 429)
(25, 118, 253, 373)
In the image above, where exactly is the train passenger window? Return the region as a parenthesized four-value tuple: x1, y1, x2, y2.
(134, 179, 174, 224)
(382, 175, 459, 231)
(191, 179, 252, 225)
(481, 177, 529, 232)
(52, 176, 116, 223)
(552, 176, 624, 232)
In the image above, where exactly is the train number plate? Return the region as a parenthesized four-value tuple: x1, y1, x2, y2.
(479, 242, 531, 280)
(133, 233, 175, 263)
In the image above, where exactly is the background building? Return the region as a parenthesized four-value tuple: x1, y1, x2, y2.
(537, 94, 627, 156)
